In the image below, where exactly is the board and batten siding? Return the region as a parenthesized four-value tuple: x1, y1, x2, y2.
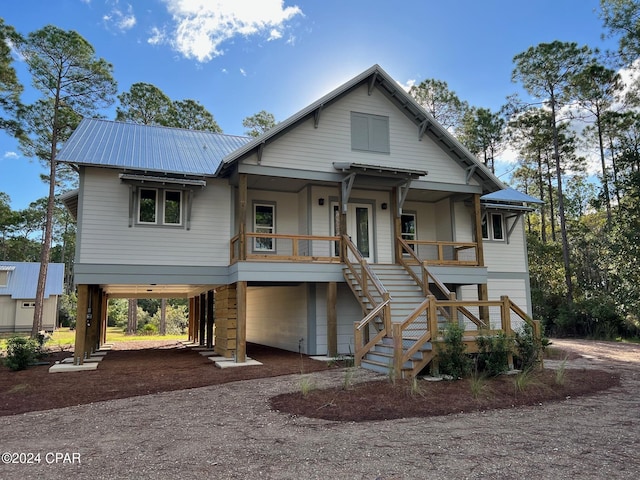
(78, 168, 231, 266)
(246, 285, 307, 353)
(245, 85, 476, 187)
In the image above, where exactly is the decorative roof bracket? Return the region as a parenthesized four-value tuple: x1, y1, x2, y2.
(257, 143, 265, 165)
(418, 120, 429, 141)
(368, 73, 378, 95)
(465, 165, 477, 185)
(341, 173, 356, 213)
(396, 178, 412, 215)
(314, 104, 323, 128)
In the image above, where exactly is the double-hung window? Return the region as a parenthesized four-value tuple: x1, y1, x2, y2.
(481, 212, 504, 241)
(254, 203, 275, 251)
(138, 188, 183, 226)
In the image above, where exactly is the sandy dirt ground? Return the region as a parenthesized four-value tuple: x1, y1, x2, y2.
(0, 338, 638, 479)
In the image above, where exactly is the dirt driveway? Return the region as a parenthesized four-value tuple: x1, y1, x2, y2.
(1, 339, 638, 479)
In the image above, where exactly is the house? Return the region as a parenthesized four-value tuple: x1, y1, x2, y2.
(58, 65, 541, 377)
(0, 262, 65, 332)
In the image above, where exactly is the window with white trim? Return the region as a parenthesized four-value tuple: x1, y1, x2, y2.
(482, 212, 504, 241)
(351, 112, 390, 153)
(137, 188, 183, 226)
(401, 212, 417, 251)
(254, 203, 275, 251)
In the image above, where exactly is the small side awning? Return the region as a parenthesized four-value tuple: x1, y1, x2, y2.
(481, 188, 544, 204)
(59, 189, 79, 220)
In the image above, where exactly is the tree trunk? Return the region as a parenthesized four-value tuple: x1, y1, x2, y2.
(537, 150, 547, 243)
(595, 108, 612, 225)
(160, 298, 167, 336)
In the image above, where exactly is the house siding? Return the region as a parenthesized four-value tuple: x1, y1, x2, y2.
(314, 283, 361, 355)
(78, 167, 230, 266)
(247, 85, 475, 187)
(246, 285, 308, 352)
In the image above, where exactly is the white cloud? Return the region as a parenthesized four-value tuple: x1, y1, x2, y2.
(103, 2, 137, 33)
(3, 151, 19, 160)
(158, 0, 303, 62)
(239, 68, 246, 76)
(148, 26, 165, 45)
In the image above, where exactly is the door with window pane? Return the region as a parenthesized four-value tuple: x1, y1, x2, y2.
(332, 203, 374, 261)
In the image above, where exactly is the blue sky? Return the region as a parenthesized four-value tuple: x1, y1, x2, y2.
(0, 0, 616, 210)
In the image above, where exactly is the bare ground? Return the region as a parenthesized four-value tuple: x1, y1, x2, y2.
(0, 338, 638, 479)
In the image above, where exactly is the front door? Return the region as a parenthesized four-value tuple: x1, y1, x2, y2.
(332, 202, 374, 261)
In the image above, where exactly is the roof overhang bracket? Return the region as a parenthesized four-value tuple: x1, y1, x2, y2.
(465, 165, 477, 185)
(341, 173, 356, 213)
(505, 213, 523, 245)
(368, 73, 378, 95)
(314, 104, 323, 128)
(418, 120, 429, 141)
(397, 178, 412, 215)
(257, 143, 265, 165)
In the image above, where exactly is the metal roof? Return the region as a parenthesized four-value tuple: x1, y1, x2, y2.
(0, 262, 65, 299)
(57, 119, 252, 176)
(481, 188, 544, 204)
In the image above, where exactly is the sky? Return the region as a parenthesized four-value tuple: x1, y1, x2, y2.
(0, 0, 618, 210)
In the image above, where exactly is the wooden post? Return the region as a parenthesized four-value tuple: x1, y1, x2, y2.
(238, 173, 247, 261)
(327, 282, 338, 357)
(501, 295, 514, 369)
(392, 322, 402, 381)
(354, 323, 362, 366)
(206, 290, 214, 349)
(89, 286, 100, 354)
(474, 194, 489, 323)
(338, 181, 347, 262)
(236, 281, 247, 363)
(199, 293, 206, 346)
(74, 284, 88, 365)
(100, 292, 108, 346)
(427, 295, 440, 375)
(391, 187, 402, 262)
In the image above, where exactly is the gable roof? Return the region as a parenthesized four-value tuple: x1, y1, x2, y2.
(0, 262, 65, 299)
(56, 118, 252, 176)
(218, 64, 506, 193)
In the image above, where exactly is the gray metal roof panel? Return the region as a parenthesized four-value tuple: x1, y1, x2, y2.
(0, 262, 65, 299)
(481, 188, 544, 204)
(57, 119, 252, 176)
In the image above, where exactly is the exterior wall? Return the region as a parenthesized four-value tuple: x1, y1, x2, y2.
(77, 167, 231, 266)
(0, 296, 16, 332)
(314, 283, 361, 355)
(0, 297, 57, 332)
(245, 285, 308, 352)
(483, 216, 528, 273)
(246, 85, 477, 187)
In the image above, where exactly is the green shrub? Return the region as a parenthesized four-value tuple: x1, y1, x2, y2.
(476, 331, 511, 376)
(140, 323, 157, 335)
(437, 323, 472, 379)
(514, 323, 548, 371)
(3, 336, 41, 371)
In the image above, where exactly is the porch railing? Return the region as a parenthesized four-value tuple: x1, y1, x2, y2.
(230, 233, 341, 264)
(402, 240, 479, 266)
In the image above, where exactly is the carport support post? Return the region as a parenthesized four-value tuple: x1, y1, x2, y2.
(199, 293, 206, 346)
(100, 292, 108, 346)
(206, 290, 214, 349)
(236, 281, 247, 363)
(74, 284, 88, 365)
(327, 282, 338, 357)
(188, 297, 195, 342)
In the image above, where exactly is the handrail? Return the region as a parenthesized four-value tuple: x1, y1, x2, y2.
(230, 232, 341, 264)
(356, 298, 391, 331)
(397, 237, 452, 298)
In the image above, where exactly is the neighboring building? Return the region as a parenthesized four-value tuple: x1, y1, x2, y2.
(0, 262, 65, 332)
(58, 65, 541, 376)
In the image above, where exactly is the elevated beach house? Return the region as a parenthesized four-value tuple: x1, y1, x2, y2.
(58, 65, 541, 377)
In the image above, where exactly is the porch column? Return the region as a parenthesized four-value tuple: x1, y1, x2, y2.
(193, 295, 200, 344)
(236, 281, 247, 363)
(238, 173, 247, 261)
(338, 181, 347, 261)
(88, 286, 101, 355)
(74, 284, 88, 365)
(327, 282, 338, 357)
(473, 194, 490, 323)
(206, 289, 214, 349)
(392, 186, 402, 262)
(199, 293, 206, 346)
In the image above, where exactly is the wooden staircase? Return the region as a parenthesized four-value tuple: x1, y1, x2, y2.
(345, 263, 436, 377)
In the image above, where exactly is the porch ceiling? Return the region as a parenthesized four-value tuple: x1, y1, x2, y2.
(101, 283, 214, 299)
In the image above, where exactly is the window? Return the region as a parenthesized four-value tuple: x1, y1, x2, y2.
(137, 188, 183, 226)
(401, 213, 416, 251)
(351, 112, 390, 153)
(22, 302, 35, 309)
(254, 203, 275, 251)
(482, 212, 504, 241)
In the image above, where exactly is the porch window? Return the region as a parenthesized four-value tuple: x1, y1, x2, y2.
(482, 212, 504, 241)
(164, 190, 182, 225)
(401, 213, 416, 251)
(351, 112, 390, 154)
(254, 203, 275, 251)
